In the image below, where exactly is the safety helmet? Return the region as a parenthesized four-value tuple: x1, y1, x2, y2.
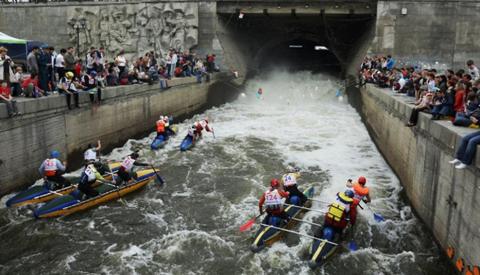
(358, 176, 367, 185)
(159, 115, 164, 121)
(286, 165, 299, 173)
(66, 72, 74, 79)
(50, 150, 60, 159)
(163, 116, 169, 122)
(89, 70, 97, 76)
(270, 178, 280, 188)
(344, 189, 355, 198)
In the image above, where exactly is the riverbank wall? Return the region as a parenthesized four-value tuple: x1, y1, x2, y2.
(0, 74, 241, 197)
(357, 84, 480, 274)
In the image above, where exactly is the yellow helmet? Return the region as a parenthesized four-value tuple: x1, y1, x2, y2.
(66, 72, 74, 79)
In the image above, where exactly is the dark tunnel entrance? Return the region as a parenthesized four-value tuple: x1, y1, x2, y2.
(217, 13, 375, 76)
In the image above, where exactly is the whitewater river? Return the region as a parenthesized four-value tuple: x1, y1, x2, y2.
(0, 72, 452, 274)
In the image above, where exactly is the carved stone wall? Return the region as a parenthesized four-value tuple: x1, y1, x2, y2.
(0, 2, 198, 61)
(67, 3, 198, 60)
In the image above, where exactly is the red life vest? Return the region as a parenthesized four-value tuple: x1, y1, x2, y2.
(43, 159, 58, 177)
(156, 120, 165, 133)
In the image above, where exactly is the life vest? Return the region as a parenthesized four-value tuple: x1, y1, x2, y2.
(264, 189, 283, 211)
(43, 159, 58, 177)
(156, 120, 165, 133)
(282, 173, 298, 187)
(84, 148, 97, 161)
(353, 182, 369, 203)
(325, 193, 353, 228)
(121, 156, 135, 172)
(84, 164, 97, 182)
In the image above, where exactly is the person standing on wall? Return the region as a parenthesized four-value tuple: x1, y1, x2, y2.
(55, 49, 66, 80)
(27, 46, 39, 75)
(64, 47, 76, 75)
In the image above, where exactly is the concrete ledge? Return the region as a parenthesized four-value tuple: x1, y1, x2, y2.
(360, 84, 480, 271)
(0, 77, 205, 119)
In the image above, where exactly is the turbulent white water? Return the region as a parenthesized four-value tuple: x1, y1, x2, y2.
(0, 71, 451, 274)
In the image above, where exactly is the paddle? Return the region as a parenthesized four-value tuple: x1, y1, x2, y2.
(362, 202, 385, 222)
(239, 213, 263, 232)
(259, 223, 340, 246)
(283, 203, 327, 214)
(150, 165, 164, 185)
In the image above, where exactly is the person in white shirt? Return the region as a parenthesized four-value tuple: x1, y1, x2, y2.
(467, 60, 480, 81)
(115, 50, 127, 77)
(170, 50, 178, 79)
(55, 49, 66, 79)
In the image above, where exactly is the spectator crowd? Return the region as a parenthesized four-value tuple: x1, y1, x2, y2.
(0, 44, 218, 116)
(359, 55, 480, 169)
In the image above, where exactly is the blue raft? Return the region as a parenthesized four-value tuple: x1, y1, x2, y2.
(308, 225, 342, 269)
(150, 125, 178, 150)
(250, 186, 314, 252)
(180, 135, 195, 151)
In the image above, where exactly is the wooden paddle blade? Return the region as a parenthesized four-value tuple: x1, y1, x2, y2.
(239, 218, 256, 232)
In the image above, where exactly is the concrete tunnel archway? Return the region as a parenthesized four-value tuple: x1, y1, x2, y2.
(217, 11, 376, 76)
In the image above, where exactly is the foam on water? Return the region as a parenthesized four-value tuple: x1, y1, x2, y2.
(0, 71, 452, 274)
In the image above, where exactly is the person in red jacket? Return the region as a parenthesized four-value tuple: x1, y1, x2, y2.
(453, 83, 466, 113)
(259, 179, 290, 221)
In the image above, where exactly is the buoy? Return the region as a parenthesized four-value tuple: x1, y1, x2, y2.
(446, 246, 454, 259)
(456, 258, 464, 272)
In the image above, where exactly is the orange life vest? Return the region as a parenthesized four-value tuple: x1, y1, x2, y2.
(353, 182, 369, 204)
(156, 120, 165, 133)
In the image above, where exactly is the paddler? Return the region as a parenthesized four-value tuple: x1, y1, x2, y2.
(281, 166, 307, 205)
(116, 152, 149, 185)
(163, 115, 175, 136)
(38, 150, 71, 190)
(193, 118, 213, 139)
(258, 179, 290, 222)
(324, 190, 357, 234)
(156, 115, 168, 140)
(346, 176, 371, 207)
(77, 161, 105, 198)
(84, 140, 101, 163)
(256, 88, 263, 99)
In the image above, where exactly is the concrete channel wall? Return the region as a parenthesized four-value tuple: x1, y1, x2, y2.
(0, 75, 240, 197)
(359, 84, 480, 273)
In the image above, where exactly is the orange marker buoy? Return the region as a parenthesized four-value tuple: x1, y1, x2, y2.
(447, 247, 454, 259)
(456, 258, 464, 272)
(467, 266, 473, 275)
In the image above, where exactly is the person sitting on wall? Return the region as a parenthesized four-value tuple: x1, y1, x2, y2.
(449, 130, 480, 169)
(406, 90, 433, 127)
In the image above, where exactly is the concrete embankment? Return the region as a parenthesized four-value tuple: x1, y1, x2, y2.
(0, 75, 241, 197)
(357, 84, 479, 273)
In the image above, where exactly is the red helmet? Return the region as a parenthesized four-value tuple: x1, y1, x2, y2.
(270, 179, 279, 188)
(358, 176, 367, 185)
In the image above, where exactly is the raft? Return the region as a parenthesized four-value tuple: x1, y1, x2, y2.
(6, 162, 121, 208)
(180, 135, 195, 151)
(308, 226, 342, 269)
(250, 186, 314, 252)
(150, 125, 178, 150)
(33, 168, 157, 219)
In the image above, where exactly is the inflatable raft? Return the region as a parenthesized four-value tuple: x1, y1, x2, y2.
(250, 186, 314, 252)
(150, 125, 178, 150)
(180, 135, 196, 151)
(6, 162, 121, 208)
(308, 225, 342, 269)
(33, 168, 157, 219)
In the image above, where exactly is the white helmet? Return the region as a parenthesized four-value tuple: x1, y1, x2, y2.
(159, 115, 164, 120)
(163, 116, 169, 122)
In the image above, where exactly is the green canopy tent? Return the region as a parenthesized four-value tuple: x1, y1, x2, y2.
(0, 32, 28, 62)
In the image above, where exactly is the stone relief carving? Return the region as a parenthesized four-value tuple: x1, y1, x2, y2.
(66, 3, 198, 61)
